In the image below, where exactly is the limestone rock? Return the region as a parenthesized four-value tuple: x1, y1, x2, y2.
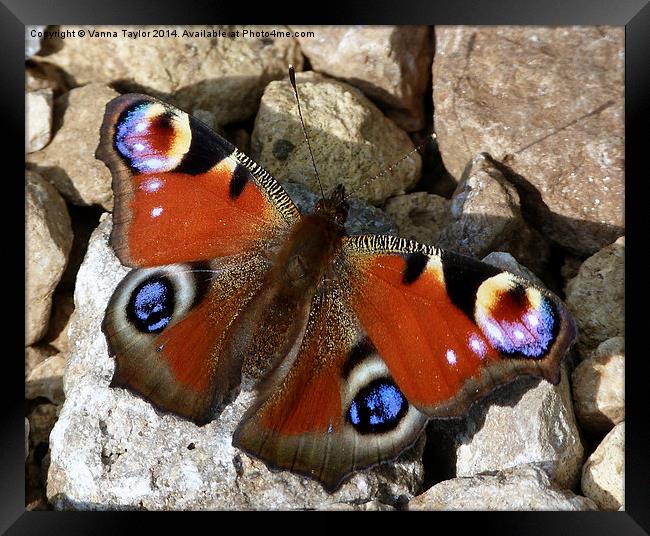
(433, 27, 624, 256)
(449, 252, 584, 490)
(566, 237, 624, 356)
(572, 337, 624, 433)
(26, 84, 119, 209)
(26, 354, 67, 405)
(26, 171, 73, 345)
(26, 345, 57, 381)
(47, 214, 425, 510)
(437, 153, 549, 275)
(36, 25, 303, 126)
(581, 422, 624, 510)
(453, 365, 583, 490)
(293, 26, 433, 131)
(252, 71, 421, 204)
(409, 465, 597, 511)
(384, 192, 451, 245)
(26, 89, 53, 153)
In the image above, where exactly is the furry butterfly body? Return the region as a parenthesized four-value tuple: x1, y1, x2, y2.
(97, 93, 576, 492)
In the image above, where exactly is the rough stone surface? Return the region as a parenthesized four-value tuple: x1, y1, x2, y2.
(26, 354, 67, 405)
(581, 421, 624, 510)
(437, 153, 549, 275)
(47, 215, 425, 510)
(433, 27, 624, 256)
(26, 84, 119, 209)
(408, 465, 597, 511)
(572, 337, 624, 433)
(293, 26, 433, 131)
(26, 89, 53, 153)
(383, 192, 451, 246)
(37, 25, 303, 126)
(448, 252, 583, 490)
(26, 171, 73, 345)
(251, 71, 421, 205)
(453, 365, 583, 490)
(566, 237, 624, 357)
(26, 345, 57, 381)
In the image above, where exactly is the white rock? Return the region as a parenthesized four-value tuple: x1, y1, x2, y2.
(572, 337, 624, 433)
(450, 253, 583, 490)
(581, 422, 624, 510)
(293, 26, 433, 131)
(48, 215, 425, 510)
(26, 84, 119, 210)
(26, 89, 53, 153)
(26, 354, 67, 405)
(566, 237, 625, 357)
(408, 464, 597, 511)
(25, 171, 73, 345)
(252, 71, 421, 204)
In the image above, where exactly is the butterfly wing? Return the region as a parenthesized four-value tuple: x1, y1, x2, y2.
(341, 235, 576, 418)
(233, 235, 575, 490)
(96, 93, 299, 267)
(103, 255, 270, 424)
(97, 94, 300, 422)
(233, 275, 428, 492)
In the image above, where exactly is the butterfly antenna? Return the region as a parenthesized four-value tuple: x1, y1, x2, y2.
(288, 65, 326, 202)
(339, 132, 437, 206)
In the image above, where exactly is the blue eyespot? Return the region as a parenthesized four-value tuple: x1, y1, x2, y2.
(348, 379, 407, 434)
(127, 276, 175, 334)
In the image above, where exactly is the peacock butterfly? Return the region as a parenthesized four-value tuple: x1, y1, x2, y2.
(95, 69, 576, 493)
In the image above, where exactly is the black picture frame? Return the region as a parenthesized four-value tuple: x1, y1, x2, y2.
(9, 0, 648, 532)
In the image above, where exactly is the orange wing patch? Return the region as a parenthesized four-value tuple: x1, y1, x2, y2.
(350, 254, 499, 409)
(126, 160, 276, 265)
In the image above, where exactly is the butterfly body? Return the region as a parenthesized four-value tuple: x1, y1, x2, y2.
(97, 93, 576, 492)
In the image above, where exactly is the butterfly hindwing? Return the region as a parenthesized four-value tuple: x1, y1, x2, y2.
(341, 235, 576, 418)
(96, 94, 299, 267)
(103, 252, 271, 424)
(233, 278, 428, 492)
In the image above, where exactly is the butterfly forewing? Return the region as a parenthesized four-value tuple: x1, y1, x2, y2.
(96, 93, 299, 267)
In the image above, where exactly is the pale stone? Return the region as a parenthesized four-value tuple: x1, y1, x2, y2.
(566, 237, 625, 356)
(293, 25, 433, 131)
(433, 27, 624, 256)
(572, 337, 624, 432)
(581, 422, 624, 510)
(25, 171, 73, 345)
(26, 84, 119, 209)
(437, 153, 549, 275)
(26, 89, 53, 153)
(26, 354, 67, 405)
(252, 71, 421, 204)
(409, 464, 597, 511)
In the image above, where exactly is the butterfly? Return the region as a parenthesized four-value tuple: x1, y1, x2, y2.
(96, 78, 576, 493)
